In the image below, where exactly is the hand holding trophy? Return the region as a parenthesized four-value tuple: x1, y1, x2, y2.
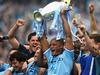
(32, 0, 72, 39)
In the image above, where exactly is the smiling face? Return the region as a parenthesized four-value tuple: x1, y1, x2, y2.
(50, 39, 64, 56)
(28, 36, 40, 52)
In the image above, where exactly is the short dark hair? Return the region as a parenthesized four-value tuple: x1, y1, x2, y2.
(89, 34, 100, 43)
(9, 50, 27, 62)
(27, 32, 37, 41)
(51, 38, 65, 46)
(56, 39, 65, 45)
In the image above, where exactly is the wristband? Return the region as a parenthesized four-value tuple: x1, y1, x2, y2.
(2, 35, 9, 40)
(0, 35, 9, 40)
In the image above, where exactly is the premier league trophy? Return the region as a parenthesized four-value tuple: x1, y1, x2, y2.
(33, 0, 71, 22)
(32, 0, 72, 39)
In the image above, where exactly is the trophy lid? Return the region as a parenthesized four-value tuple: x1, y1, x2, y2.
(62, 0, 71, 5)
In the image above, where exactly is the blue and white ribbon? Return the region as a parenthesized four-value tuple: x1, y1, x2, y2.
(32, 19, 47, 38)
(50, 8, 65, 40)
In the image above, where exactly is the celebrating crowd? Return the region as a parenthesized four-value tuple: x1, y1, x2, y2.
(0, 0, 100, 75)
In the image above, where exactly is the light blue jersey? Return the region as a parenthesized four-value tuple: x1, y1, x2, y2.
(0, 63, 10, 75)
(26, 61, 39, 75)
(0, 63, 10, 72)
(0, 63, 25, 75)
(44, 48, 74, 75)
(0, 69, 25, 75)
(0, 71, 6, 75)
(0, 61, 39, 75)
(12, 72, 25, 75)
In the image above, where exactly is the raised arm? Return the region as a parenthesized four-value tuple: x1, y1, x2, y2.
(83, 3, 99, 54)
(89, 3, 97, 34)
(40, 33, 49, 52)
(37, 32, 49, 67)
(8, 19, 25, 48)
(61, 9, 73, 50)
(78, 25, 100, 55)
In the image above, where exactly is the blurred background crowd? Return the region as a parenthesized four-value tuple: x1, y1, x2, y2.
(0, 0, 100, 62)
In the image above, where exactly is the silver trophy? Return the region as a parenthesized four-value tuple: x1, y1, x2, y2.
(33, 0, 71, 22)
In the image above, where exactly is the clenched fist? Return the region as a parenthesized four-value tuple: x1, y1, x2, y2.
(15, 19, 25, 26)
(89, 3, 95, 14)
